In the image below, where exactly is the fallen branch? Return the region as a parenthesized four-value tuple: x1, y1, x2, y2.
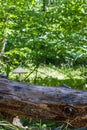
(0, 77, 87, 128)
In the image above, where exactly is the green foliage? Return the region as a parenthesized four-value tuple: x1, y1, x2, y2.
(0, 0, 87, 88)
(0, 0, 87, 75)
(0, 118, 78, 130)
(0, 0, 87, 90)
(0, 117, 85, 130)
(0, 121, 19, 130)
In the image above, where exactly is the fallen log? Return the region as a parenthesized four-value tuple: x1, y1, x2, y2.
(0, 77, 87, 128)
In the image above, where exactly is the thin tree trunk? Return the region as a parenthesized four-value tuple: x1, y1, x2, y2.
(43, 0, 46, 11)
(1, 38, 7, 56)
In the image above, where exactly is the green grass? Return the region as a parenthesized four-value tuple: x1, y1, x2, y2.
(0, 118, 77, 130)
(9, 65, 87, 90)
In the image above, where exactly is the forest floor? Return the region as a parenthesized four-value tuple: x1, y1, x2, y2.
(10, 65, 87, 90)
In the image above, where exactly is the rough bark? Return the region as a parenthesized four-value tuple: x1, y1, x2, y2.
(0, 77, 87, 128)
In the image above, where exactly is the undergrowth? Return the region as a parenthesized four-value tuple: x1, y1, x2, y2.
(0, 118, 78, 130)
(9, 65, 87, 90)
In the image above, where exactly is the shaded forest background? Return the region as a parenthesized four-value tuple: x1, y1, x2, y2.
(0, 0, 87, 89)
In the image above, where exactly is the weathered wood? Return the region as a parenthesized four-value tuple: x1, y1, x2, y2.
(0, 77, 87, 128)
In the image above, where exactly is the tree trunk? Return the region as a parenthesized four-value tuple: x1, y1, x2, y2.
(43, 0, 46, 11)
(0, 77, 87, 128)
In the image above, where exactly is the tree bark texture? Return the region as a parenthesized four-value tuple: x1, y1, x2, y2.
(0, 77, 87, 128)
